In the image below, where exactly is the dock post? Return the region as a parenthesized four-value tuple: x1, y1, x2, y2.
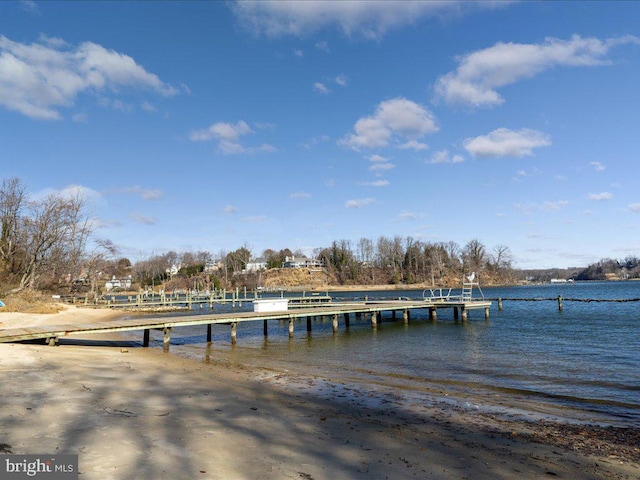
(371, 311, 377, 328)
(143, 329, 150, 347)
(306, 317, 312, 332)
(231, 322, 237, 344)
(263, 320, 268, 337)
(453, 307, 459, 320)
(403, 309, 409, 325)
(429, 307, 437, 322)
(558, 295, 563, 311)
(484, 307, 490, 320)
(498, 298, 503, 311)
(344, 312, 350, 328)
(332, 314, 338, 333)
(207, 324, 212, 343)
(288, 318, 294, 338)
(461, 307, 468, 322)
(163, 327, 171, 348)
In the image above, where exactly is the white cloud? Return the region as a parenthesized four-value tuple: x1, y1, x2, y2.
(590, 161, 606, 172)
(31, 184, 104, 207)
(223, 205, 237, 214)
(543, 200, 569, 211)
(313, 82, 331, 94)
(369, 162, 395, 172)
(294, 49, 304, 58)
(345, 198, 375, 208)
(588, 192, 613, 201)
(515, 200, 568, 214)
(434, 35, 640, 108)
(130, 214, 157, 225)
(20, 1, 38, 13)
(220, 142, 277, 155)
(463, 128, 551, 158)
(335, 74, 348, 86)
(290, 191, 311, 199)
(300, 134, 330, 149)
(358, 179, 389, 187)
(340, 97, 438, 150)
(141, 101, 157, 113)
(427, 149, 464, 164)
(124, 186, 163, 200)
(190, 120, 253, 142)
(397, 211, 418, 220)
(399, 140, 429, 151)
(232, 1, 500, 40)
(0, 35, 178, 120)
(315, 41, 329, 52)
(629, 203, 640, 213)
(368, 154, 387, 163)
(190, 120, 275, 154)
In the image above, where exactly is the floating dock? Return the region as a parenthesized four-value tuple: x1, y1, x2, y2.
(0, 299, 491, 348)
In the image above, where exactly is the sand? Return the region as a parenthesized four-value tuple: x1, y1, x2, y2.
(1, 306, 639, 479)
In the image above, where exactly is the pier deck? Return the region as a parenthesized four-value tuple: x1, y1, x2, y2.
(0, 299, 491, 347)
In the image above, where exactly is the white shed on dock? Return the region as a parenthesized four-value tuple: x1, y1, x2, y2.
(253, 298, 289, 312)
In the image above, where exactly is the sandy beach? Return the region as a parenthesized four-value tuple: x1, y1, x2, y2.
(1, 306, 639, 479)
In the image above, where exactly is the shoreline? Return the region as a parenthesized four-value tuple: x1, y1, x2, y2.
(1, 307, 639, 478)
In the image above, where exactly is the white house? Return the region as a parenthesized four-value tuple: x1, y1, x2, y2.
(282, 255, 323, 269)
(245, 258, 268, 272)
(105, 276, 132, 292)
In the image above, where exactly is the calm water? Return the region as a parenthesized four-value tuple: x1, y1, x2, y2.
(135, 281, 640, 426)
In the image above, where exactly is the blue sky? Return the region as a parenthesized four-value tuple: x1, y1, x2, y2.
(1, 1, 639, 269)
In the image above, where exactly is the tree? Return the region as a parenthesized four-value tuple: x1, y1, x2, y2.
(263, 248, 292, 269)
(17, 191, 95, 291)
(0, 177, 26, 278)
(225, 246, 252, 274)
(462, 239, 486, 274)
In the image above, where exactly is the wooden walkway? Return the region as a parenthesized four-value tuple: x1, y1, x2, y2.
(0, 299, 491, 347)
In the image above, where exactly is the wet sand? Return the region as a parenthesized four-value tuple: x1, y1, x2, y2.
(1, 306, 638, 479)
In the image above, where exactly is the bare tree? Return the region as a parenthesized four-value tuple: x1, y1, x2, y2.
(16, 192, 94, 291)
(0, 177, 27, 278)
(462, 238, 487, 274)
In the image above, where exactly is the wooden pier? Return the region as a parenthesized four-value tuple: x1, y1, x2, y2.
(0, 299, 491, 348)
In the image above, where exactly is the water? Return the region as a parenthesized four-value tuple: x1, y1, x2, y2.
(132, 281, 640, 426)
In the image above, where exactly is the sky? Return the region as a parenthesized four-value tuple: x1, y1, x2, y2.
(1, 1, 639, 269)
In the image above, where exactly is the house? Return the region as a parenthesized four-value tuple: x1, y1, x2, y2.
(282, 255, 324, 269)
(105, 276, 132, 292)
(245, 258, 268, 273)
